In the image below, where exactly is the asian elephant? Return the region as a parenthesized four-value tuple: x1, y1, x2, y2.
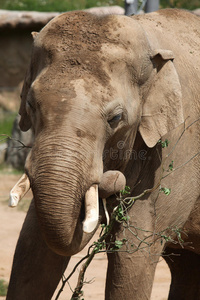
(7, 9, 200, 300)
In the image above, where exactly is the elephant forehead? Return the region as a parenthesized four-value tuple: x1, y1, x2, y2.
(32, 73, 115, 112)
(36, 11, 130, 50)
(33, 11, 150, 87)
(36, 11, 146, 56)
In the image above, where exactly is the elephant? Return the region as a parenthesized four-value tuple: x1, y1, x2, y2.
(6, 8, 200, 300)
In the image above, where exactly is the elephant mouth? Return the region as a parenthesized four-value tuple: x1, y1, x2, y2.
(9, 175, 100, 232)
(9, 170, 126, 233)
(9, 170, 126, 256)
(75, 170, 127, 234)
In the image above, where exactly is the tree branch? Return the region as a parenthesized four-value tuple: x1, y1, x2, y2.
(0, 134, 32, 150)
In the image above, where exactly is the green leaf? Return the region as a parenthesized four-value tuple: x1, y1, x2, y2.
(168, 160, 174, 171)
(114, 240, 123, 249)
(113, 240, 123, 250)
(93, 241, 106, 252)
(160, 187, 171, 195)
(120, 186, 131, 196)
(158, 139, 170, 148)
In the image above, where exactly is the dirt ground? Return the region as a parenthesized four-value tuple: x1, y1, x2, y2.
(0, 172, 171, 300)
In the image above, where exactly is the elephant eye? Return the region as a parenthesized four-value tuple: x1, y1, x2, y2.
(27, 101, 33, 109)
(26, 95, 36, 112)
(108, 113, 122, 126)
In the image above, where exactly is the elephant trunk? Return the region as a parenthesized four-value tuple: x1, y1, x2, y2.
(18, 134, 126, 257)
(28, 136, 103, 256)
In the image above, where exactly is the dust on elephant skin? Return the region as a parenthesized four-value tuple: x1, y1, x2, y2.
(7, 9, 200, 300)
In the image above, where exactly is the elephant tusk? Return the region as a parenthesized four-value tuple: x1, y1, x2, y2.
(102, 198, 110, 226)
(83, 184, 99, 233)
(9, 173, 30, 207)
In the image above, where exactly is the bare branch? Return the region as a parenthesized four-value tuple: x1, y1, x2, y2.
(166, 117, 200, 159)
(162, 151, 200, 180)
(54, 255, 89, 300)
(55, 117, 200, 299)
(0, 134, 32, 150)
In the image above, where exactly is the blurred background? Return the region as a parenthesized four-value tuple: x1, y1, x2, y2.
(0, 0, 199, 12)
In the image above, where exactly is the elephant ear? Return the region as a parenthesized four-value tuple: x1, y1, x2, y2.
(139, 49, 184, 148)
(19, 33, 38, 131)
(19, 69, 32, 132)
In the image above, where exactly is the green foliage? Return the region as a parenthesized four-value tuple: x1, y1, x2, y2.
(160, 187, 171, 195)
(160, 0, 199, 10)
(168, 160, 174, 171)
(0, 112, 17, 137)
(0, 0, 124, 12)
(120, 185, 130, 196)
(0, 279, 8, 296)
(93, 240, 106, 252)
(158, 139, 170, 148)
(110, 239, 127, 250)
(0, 0, 198, 12)
(115, 205, 130, 223)
(114, 240, 124, 249)
(172, 226, 184, 244)
(160, 234, 171, 245)
(57, 120, 198, 298)
(57, 177, 186, 298)
(160, 226, 184, 245)
(93, 236, 126, 252)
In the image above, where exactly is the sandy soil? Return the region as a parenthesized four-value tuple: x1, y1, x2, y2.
(0, 173, 171, 300)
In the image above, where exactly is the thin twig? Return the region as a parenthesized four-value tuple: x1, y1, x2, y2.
(55, 117, 200, 299)
(0, 134, 32, 149)
(166, 117, 200, 159)
(162, 151, 200, 180)
(55, 255, 89, 300)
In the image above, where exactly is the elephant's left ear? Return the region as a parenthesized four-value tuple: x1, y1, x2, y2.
(19, 71, 32, 132)
(139, 49, 184, 148)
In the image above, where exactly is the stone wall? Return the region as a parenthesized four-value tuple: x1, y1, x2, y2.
(0, 10, 60, 89)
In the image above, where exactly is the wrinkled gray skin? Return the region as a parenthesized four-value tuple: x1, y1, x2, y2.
(7, 9, 200, 300)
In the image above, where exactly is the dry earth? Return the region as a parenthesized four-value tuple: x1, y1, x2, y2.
(0, 172, 171, 300)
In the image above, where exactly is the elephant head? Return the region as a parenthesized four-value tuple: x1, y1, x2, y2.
(16, 11, 183, 256)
